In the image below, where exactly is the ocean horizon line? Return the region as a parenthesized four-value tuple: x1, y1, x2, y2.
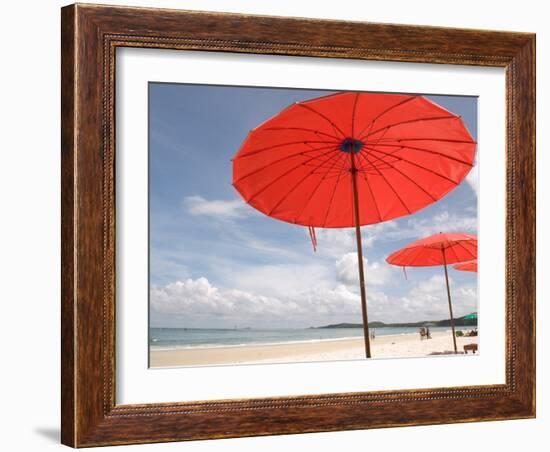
(149, 331, 458, 352)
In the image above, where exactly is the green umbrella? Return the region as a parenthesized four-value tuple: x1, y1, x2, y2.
(463, 312, 477, 320)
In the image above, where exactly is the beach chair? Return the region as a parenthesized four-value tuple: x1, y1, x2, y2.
(463, 343, 478, 354)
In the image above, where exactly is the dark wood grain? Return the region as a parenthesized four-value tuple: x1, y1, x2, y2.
(61, 3, 536, 447)
(60, 5, 76, 446)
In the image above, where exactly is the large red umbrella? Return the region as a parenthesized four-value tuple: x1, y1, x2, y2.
(386, 233, 477, 353)
(454, 260, 478, 272)
(232, 92, 476, 358)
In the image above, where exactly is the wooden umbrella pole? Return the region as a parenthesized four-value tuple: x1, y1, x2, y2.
(350, 154, 371, 358)
(442, 248, 458, 353)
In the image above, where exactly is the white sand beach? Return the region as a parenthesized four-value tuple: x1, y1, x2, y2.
(150, 330, 479, 367)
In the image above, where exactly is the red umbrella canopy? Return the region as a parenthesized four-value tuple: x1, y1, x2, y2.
(454, 260, 478, 272)
(386, 233, 477, 267)
(232, 92, 476, 228)
(386, 232, 477, 355)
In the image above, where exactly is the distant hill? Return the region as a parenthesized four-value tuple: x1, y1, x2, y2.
(317, 315, 477, 329)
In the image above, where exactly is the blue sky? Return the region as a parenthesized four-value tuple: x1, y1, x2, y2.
(149, 83, 478, 329)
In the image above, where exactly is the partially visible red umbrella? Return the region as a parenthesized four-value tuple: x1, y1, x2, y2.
(454, 260, 478, 272)
(386, 233, 477, 353)
(233, 92, 476, 358)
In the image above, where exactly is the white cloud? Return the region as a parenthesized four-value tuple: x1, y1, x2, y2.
(335, 253, 392, 287)
(222, 262, 333, 298)
(405, 210, 477, 238)
(151, 269, 477, 327)
(400, 274, 476, 320)
(350, 274, 477, 324)
(183, 195, 252, 220)
(313, 228, 356, 257)
(311, 210, 476, 258)
(465, 164, 479, 197)
(151, 277, 281, 318)
(150, 276, 362, 328)
(313, 221, 399, 257)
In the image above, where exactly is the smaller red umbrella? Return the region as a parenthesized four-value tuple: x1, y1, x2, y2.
(454, 260, 478, 273)
(386, 233, 477, 353)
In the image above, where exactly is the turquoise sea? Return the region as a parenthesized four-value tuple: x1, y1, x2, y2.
(149, 326, 472, 350)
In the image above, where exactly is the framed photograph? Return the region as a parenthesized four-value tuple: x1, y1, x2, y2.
(61, 3, 535, 447)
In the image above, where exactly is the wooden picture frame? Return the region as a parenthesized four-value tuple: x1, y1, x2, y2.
(61, 3, 535, 447)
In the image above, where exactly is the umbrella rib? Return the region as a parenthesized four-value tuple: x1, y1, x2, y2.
(447, 242, 465, 264)
(244, 147, 339, 203)
(372, 143, 474, 167)
(445, 240, 475, 265)
(365, 146, 460, 186)
(234, 143, 339, 183)
(374, 137, 476, 144)
(404, 243, 431, 266)
(355, 96, 417, 139)
(262, 126, 341, 141)
(361, 117, 393, 160)
(351, 93, 360, 137)
(393, 239, 476, 267)
(388, 244, 425, 267)
(356, 121, 393, 171)
(357, 171, 383, 223)
(389, 248, 410, 266)
(357, 114, 377, 144)
(356, 150, 412, 214)
(322, 163, 346, 228)
(452, 240, 478, 260)
(302, 144, 349, 171)
(360, 115, 457, 141)
(363, 141, 474, 190)
(318, 172, 346, 180)
(267, 149, 342, 216)
(293, 151, 349, 223)
(238, 140, 338, 159)
(301, 141, 349, 171)
(306, 152, 349, 172)
(364, 149, 439, 201)
(296, 103, 347, 138)
(307, 165, 348, 173)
